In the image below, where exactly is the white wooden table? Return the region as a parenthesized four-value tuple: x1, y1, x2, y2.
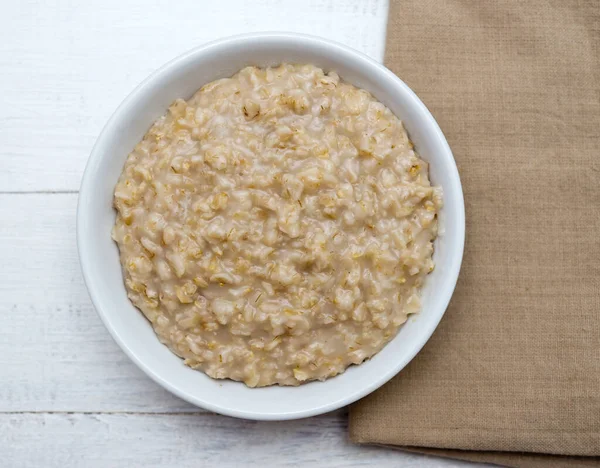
(0, 1, 484, 466)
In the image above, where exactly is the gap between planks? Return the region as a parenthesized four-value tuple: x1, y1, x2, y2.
(0, 190, 79, 195)
(0, 409, 346, 416)
(0, 411, 209, 415)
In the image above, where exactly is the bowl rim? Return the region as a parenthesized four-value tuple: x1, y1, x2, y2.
(77, 31, 465, 420)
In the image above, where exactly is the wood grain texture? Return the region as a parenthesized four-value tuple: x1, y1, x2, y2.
(0, 0, 388, 193)
(0, 412, 479, 468)
(0, 194, 198, 412)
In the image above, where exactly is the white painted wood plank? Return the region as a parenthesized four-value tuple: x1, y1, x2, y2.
(0, 0, 388, 193)
(0, 412, 484, 468)
(0, 193, 198, 412)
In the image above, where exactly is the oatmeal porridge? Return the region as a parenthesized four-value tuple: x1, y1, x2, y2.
(112, 64, 442, 387)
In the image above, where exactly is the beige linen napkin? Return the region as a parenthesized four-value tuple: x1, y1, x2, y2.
(349, 1, 600, 467)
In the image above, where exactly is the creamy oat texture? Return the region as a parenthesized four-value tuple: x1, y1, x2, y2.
(112, 64, 442, 387)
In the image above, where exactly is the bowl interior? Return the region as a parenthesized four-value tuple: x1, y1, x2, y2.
(78, 34, 464, 420)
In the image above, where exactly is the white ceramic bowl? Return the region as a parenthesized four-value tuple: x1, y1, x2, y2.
(78, 32, 465, 420)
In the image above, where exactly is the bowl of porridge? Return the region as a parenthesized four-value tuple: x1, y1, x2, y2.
(78, 33, 465, 419)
